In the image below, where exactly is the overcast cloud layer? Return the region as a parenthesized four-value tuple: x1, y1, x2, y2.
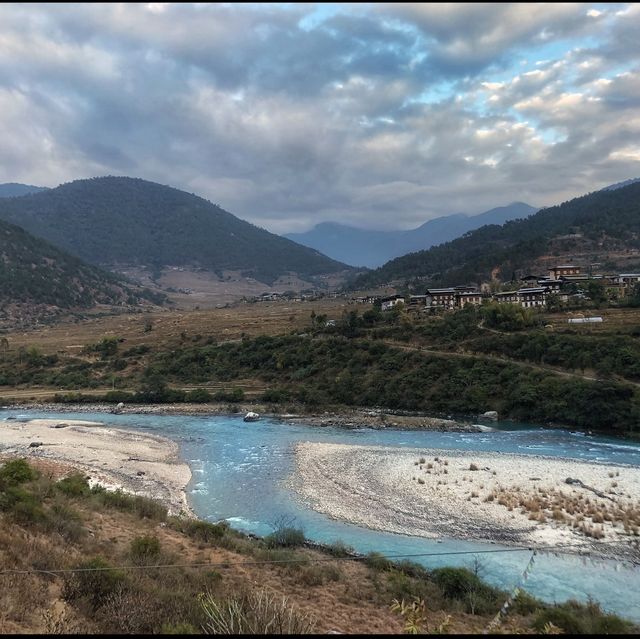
(0, 2, 639, 232)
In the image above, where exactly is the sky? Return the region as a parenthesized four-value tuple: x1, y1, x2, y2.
(0, 3, 639, 233)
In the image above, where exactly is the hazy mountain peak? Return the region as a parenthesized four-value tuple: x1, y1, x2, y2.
(285, 202, 536, 268)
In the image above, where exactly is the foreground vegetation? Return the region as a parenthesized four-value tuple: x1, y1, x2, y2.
(0, 457, 635, 634)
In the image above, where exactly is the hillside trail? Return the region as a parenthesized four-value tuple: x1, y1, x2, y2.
(379, 339, 640, 388)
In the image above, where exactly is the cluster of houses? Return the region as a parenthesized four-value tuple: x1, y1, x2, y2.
(373, 265, 640, 312)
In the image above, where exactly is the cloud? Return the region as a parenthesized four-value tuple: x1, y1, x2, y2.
(0, 3, 638, 234)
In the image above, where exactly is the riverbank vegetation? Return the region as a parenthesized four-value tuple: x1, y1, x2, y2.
(0, 457, 635, 634)
(2, 305, 640, 437)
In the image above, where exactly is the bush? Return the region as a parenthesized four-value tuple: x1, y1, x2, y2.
(264, 526, 305, 549)
(0, 485, 47, 525)
(326, 539, 355, 557)
(56, 473, 91, 497)
(47, 502, 85, 541)
(431, 567, 484, 600)
(63, 558, 128, 610)
(365, 551, 393, 572)
(129, 536, 162, 565)
(186, 389, 213, 403)
(533, 606, 586, 634)
(0, 458, 38, 485)
(182, 520, 229, 543)
(91, 487, 167, 521)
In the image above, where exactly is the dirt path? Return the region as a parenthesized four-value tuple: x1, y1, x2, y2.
(380, 339, 640, 387)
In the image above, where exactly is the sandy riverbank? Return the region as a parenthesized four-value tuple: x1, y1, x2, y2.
(290, 442, 640, 563)
(0, 418, 192, 516)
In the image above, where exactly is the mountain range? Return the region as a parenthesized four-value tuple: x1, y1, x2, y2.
(285, 202, 538, 268)
(0, 177, 349, 285)
(351, 180, 640, 290)
(0, 183, 49, 198)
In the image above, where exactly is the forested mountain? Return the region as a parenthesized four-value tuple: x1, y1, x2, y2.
(351, 181, 640, 289)
(0, 183, 48, 197)
(285, 202, 536, 268)
(0, 217, 160, 326)
(0, 177, 349, 285)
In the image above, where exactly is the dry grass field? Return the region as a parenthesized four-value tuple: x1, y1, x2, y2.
(3, 299, 364, 357)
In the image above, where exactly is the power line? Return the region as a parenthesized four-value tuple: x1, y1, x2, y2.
(1, 542, 635, 577)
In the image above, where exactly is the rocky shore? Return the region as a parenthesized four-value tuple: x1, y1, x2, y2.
(289, 442, 640, 564)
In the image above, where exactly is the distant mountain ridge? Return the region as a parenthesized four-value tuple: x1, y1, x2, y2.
(285, 202, 537, 267)
(0, 176, 349, 285)
(0, 183, 49, 198)
(351, 180, 640, 290)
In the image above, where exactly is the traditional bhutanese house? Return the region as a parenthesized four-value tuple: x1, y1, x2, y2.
(425, 288, 456, 309)
(615, 273, 640, 291)
(548, 264, 581, 279)
(537, 279, 562, 293)
(456, 291, 483, 307)
(518, 287, 546, 308)
(492, 290, 520, 304)
(380, 294, 405, 311)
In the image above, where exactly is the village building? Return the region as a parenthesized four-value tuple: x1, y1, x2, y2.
(518, 287, 546, 308)
(380, 294, 405, 311)
(457, 291, 484, 307)
(615, 273, 640, 291)
(536, 279, 562, 293)
(425, 288, 457, 310)
(548, 264, 581, 279)
(492, 290, 520, 304)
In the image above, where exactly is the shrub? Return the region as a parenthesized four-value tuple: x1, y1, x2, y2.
(365, 551, 393, 572)
(63, 557, 128, 610)
(47, 502, 85, 541)
(0, 458, 38, 485)
(186, 389, 213, 403)
(0, 485, 47, 525)
(56, 473, 91, 497)
(533, 607, 586, 634)
(129, 536, 162, 565)
(182, 520, 229, 543)
(264, 526, 305, 549)
(326, 539, 355, 557)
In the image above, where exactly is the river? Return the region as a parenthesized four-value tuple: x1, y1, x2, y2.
(3, 409, 640, 621)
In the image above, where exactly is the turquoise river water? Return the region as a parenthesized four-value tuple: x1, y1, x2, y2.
(2, 409, 640, 621)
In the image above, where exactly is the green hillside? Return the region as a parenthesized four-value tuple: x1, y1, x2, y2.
(351, 182, 640, 289)
(0, 176, 349, 285)
(0, 217, 161, 324)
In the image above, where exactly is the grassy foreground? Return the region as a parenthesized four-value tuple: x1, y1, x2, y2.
(0, 457, 636, 634)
